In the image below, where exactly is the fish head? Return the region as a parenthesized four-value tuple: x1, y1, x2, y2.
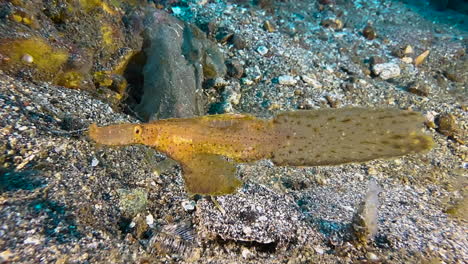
(88, 123, 146, 146)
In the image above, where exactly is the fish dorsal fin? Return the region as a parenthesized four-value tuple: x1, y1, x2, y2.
(179, 153, 242, 196)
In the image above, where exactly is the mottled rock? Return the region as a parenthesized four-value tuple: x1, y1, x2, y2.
(226, 59, 244, 78)
(372, 62, 401, 80)
(195, 183, 319, 247)
(436, 114, 460, 139)
(135, 9, 226, 121)
(406, 82, 430, 96)
(135, 10, 201, 120)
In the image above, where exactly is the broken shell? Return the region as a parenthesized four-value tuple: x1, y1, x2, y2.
(414, 50, 430, 66)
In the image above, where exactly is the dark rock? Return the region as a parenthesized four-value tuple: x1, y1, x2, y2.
(231, 34, 247, 49)
(134, 9, 226, 121)
(436, 114, 459, 138)
(370, 56, 385, 66)
(406, 82, 430, 96)
(363, 25, 376, 40)
(215, 29, 234, 44)
(226, 59, 244, 79)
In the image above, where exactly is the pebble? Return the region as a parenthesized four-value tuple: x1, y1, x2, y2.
(242, 226, 252, 236)
(146, 214, 154, 226)
(363, 24, 377, 40)
(91, 157, 99, 167)
(182, 200, 196, 211)
(372, 63, 401, 80)
(278, 75, 298, 85)
(314, 246, 325, 254)
(241, 78, 254, 85)
(406, 82, 430, 96)
(301, 75, 322, 88)
(404, 45, 414, 54)
(401, 57, 413, 64)
(366, 252, 379, 261)
(21, 54, 33, 64)
(226, 59, 244, 78)
(257, 46, 269, 56)
(241, 247, 254, 259)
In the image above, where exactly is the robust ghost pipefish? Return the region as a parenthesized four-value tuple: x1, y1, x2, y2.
(89, 108, 433, 196)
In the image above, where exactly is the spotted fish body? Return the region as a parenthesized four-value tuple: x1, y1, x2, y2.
(89, 108, 433, 196)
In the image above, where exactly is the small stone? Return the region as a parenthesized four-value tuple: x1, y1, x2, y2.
(372, 63, 401, 80)
(241, 247, 254, 259)
(91, 157, 99, 167)
(403, 45, 414, 54)
(226, 60, 244, 78)
(366, 252, 379, 261)
(302, 75, 322, 88)
(278, 75, 297, 85)
(363, 25, 377, 40)
(146, 214, 154, 226)
(21, 53, 33, 63)
(241, 78, 254, 85)
(314, 246, 325, 254)
(406, 82, 430, 96)
(257, 46, 269, 56)
(401, 57, 413, 64)
(24, 236, 42, 245)
(436, 114, 459, 138)
(182, 200, 196, 211)
(231, 35, 246, 49)
(370, 56, 385, 66)
(242, 226, 252, 236)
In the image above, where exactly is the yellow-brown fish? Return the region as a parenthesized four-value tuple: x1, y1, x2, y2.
(89, 108, 433, 196)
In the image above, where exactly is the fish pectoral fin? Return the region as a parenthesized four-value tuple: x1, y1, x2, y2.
(180, 153, 242, 196)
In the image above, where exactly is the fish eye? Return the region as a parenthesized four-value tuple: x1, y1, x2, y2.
(134, 126, 142, 135)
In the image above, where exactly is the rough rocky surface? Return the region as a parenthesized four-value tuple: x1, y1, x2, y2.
(1, 0, 467, 263)
(134, 8, 226, 121)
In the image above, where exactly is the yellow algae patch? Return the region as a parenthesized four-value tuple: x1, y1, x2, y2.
(0, 37, 68, 77)
(113, 50, 138, 76)
(101, 25, 115, 49)
(55, 71, 85, 89)
(100, 24, 122, 53)
(93, 71, 114, 87)
(79, 0, 116, 14)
